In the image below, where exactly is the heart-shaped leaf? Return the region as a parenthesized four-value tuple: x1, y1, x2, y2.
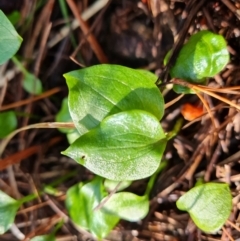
(65, 64, 164, 135)
(62, 110, 167, 181)
(66, 177, 119, 239)
(102, 192, 149, 221)
(0, 190, 21, 234)
(176, 183, 232, 233)
(0, 111, 17, 138)
(170, 30, 229, 83)
(0, 10, 22, 65)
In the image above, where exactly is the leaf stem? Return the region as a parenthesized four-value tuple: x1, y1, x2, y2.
(11, 56, 28, 75)
(166, 118, 184, 140)
(144, 160, 167, 197)
(18, 193, 38, 205)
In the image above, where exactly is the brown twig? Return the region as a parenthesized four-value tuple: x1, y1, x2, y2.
(172, 79, 240, 111)
(204, 142, 222, 182)
(0, 87, 61, 111)
(66, 0, 108, 63)
(221, 0, 240, 20)
(0, 137, 62, 171)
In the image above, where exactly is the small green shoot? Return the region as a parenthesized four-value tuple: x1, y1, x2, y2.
(7, 11, 21, 26)
(0, 25, 234, 240)
(0, 191, 22, 234)
(12, 56, 43, 95)
(30, 234, 56, 241)
(66, 161, 167, 238)
(23, 72, 43, 95)
(168, 30, 229, 93)
(66, 176, 119, 239)
(0, 111, 17, 139)
(176, 183, 232, 233)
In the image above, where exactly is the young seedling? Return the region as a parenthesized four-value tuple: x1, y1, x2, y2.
(0, 18, 234, 240)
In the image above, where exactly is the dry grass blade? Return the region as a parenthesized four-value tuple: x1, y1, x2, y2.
(0, 122, 75, 157)
(0, 137, 62, 171)
(195, 91, 217, 128)
(172, 78, 240, 111)
(0, 87, 61, 111)
(164, 94, 184, 109)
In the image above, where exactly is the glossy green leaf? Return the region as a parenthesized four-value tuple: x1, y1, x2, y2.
(66, 177, 119, 239)
(170, 31, 229, 83)
(176, 183, 232, 233)
(0, 190, 21, 234)
(23, 73, 43, 95)
(62, 110, 167, 181)
(30, 234, 56, 241)
(136, 69, 159, 82)
(65, 64, 164, 135)
(104, 179, 132, 192)
(103, 192, 149, 221)
(0, 10, 22, 65)
(0, 111, 17, 138)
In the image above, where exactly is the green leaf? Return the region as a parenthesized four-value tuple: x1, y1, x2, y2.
(23, 73, 43, 95)
(104, 179, 132, 192)
(0, 190, 21, 234)
(66, 131, 80, 144)
(176, 183, 232, 233)
(103, 192, 149, 221)
(56, 97, 80, 144)
(65, 64, 164, 135)
(173, 79, 208, 94)
(170, 30, 229, 83)
(172, 85, 196, 94)
(0, 10, 22, 65)
(56, 98, 72, 133)
(136, 69, 159, 83)
(30, 234, 56, 241)
(62, 110, 167, 181)
(7, 11, 21, 26)
(163, 50, 172, 66)
(0, 111, 17, 138)
(66, 177, 119, 239)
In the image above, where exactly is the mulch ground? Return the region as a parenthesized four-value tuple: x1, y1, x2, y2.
(1, 0, 240, 240)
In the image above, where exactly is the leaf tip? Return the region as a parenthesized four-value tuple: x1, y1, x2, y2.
(61, 150, 68, 156)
